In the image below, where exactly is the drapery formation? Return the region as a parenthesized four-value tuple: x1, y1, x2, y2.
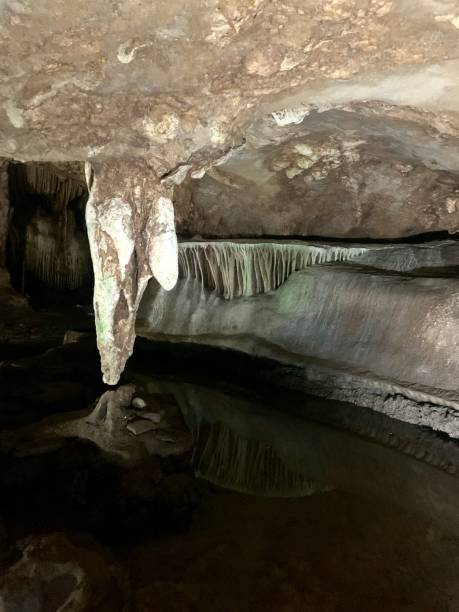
(179, 240, 366, 299)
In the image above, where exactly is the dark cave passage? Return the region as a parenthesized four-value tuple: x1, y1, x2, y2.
(5, 162, 93, 309)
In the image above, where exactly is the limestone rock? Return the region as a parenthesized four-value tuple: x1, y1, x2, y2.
(0, 533, 128, 612)
(141, 412, 163, 424)
(85, 160, 178, 385)
(126, 419, 159, 436)
(86, 384, 136, 434)
(63, 330, 88, 345)
(132, 397, 147, 409)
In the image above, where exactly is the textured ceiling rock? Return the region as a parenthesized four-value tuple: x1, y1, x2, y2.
(3, 0, 458, 237)
(1, 0, 459, 170)
(177, 107, 459, 238)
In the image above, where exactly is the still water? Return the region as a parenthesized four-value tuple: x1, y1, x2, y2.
(1, 339, 459, 611)
(124, 351, 459, 612)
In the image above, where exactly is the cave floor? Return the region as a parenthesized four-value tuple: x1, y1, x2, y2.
(1, 300, 459, 611)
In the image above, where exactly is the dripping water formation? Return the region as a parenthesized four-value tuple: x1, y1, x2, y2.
(7, 163, 93, 305)
(1, 5, 459, 607)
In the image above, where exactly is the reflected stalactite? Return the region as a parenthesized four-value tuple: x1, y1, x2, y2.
(192, 419, 321, 497)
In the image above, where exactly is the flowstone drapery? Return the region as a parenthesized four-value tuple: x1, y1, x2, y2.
(85, 160, 178, 385)
(179, 241, 366, 299)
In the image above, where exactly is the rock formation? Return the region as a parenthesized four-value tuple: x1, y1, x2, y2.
(3, 6, 459, 609)
(85, 160, 178, 383)
(0, 0, 458, 409)
(138, 239, 459, 435)
(7, 163, 91, 292)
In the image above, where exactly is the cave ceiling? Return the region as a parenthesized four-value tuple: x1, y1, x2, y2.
(1, 0, 459, 239)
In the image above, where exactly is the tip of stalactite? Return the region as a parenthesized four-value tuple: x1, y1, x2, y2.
(149, 196, 179, 291)
(103, 372, 121, 386)
(151, 233, 179, 291)
(99, 350, 124, 386)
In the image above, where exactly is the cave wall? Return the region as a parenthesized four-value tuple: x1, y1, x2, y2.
(137, 240, 459, 433)
(173, 109, 459, 239)
(139, 265, 459, 394)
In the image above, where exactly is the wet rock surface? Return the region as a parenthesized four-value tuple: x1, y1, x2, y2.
(0, 372, 197, 545)
(138, 240, 459, 436)
(0, 533, 129, 612)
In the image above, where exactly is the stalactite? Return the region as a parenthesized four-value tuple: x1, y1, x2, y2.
(85, 160, 178, 385)
(7, 163, 90, 291)
(178, 241, 366, 299)
(24, 220, 91, 290)
(21, 164, 85, 209)
(0, 161, 9, 274)
(191, 420, 321, 497)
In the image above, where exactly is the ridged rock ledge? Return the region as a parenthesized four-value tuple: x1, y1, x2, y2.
(137, 238, 459, 436)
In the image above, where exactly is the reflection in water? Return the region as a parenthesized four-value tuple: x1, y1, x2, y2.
(120, 372, 459, 611)
(193, 420, 322, 497)
(151, 378, 459, 535)
(3, 333, 459, 610)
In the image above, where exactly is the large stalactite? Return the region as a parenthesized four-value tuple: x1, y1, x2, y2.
(85, 160, 178, 385)
(0, 161, 9, 281)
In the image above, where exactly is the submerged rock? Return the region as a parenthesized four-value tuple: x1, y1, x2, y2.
(141, 412, 163, 424)
(0, 533, 128, 612)
(126, 419, 159, 436)
(86, 384, 136, 435)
